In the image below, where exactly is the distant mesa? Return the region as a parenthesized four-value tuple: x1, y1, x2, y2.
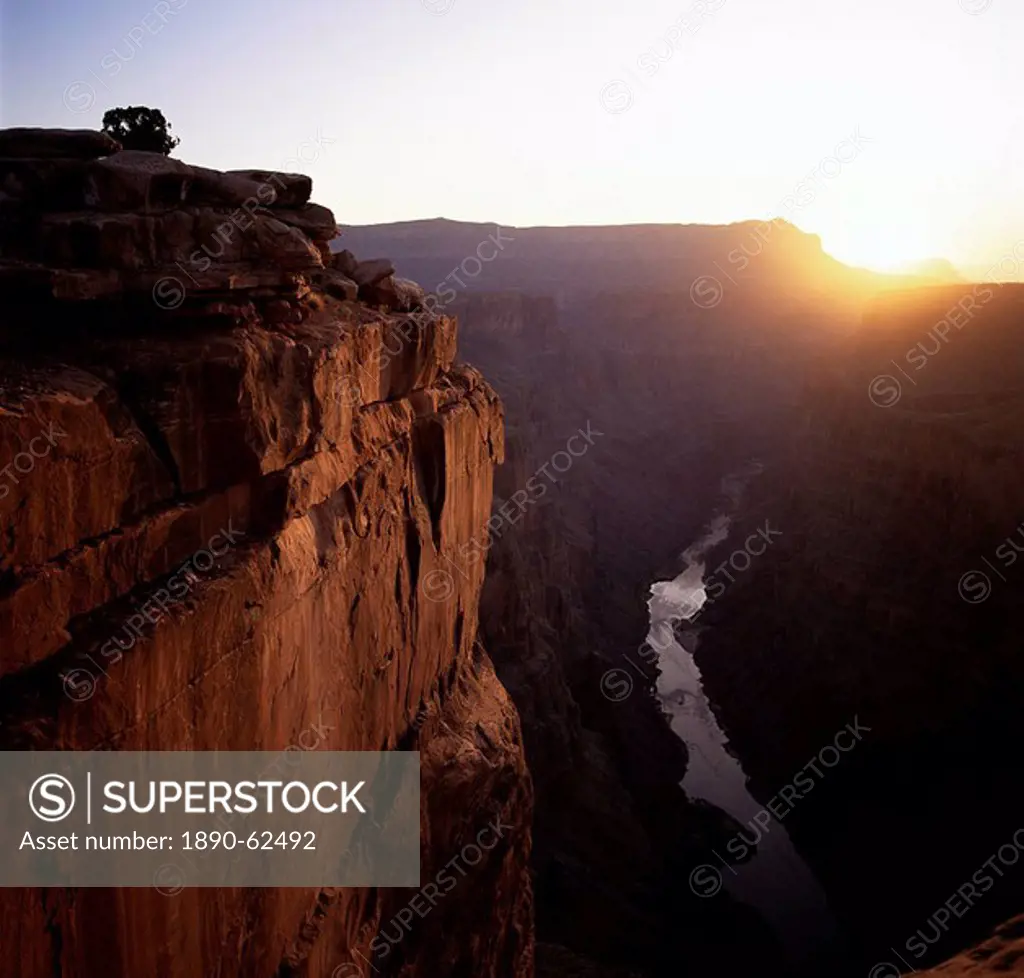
(890, 257, 964, 282)
(331, 215, 962, 306)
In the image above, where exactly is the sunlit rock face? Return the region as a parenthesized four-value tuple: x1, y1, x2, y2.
(0, 129, 533, 978)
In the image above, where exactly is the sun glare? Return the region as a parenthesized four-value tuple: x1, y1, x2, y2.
(820, 226, 942, 275)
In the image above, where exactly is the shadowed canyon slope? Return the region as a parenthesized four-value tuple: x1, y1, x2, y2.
(694, 282, 1024, 972)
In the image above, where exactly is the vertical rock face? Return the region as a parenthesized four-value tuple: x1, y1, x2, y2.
(0, 130, 532, 978)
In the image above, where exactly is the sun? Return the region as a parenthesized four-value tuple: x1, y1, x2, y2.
(820, 224, 941, 274)
(799, 181, 947, 274)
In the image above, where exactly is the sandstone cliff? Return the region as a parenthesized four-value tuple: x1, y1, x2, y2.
(0, 129, 532, 978)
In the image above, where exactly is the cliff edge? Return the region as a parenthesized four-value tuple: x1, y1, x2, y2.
(0, 128, 532, 978)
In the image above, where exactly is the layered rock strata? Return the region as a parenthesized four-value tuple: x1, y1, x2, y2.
(0, 129, 532, 978)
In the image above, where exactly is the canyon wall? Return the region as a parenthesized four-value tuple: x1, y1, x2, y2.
(694, 283, 1024, 972)
(0, 129, 532, 978)
(347, 223, 1024, 977)
(450, 294, 786, 977)
(337, 217, 899, 659)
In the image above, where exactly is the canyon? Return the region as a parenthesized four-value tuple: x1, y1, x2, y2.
(341, 220, 1024, 976)
(0, 127, 1022, 978)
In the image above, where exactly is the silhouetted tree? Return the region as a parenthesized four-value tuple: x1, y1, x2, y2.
(101, 106, 180, 155)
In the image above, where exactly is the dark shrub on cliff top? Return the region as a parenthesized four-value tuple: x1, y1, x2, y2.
(102, 106, 180, 155)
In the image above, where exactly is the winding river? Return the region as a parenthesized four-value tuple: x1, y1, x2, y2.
(648, 469, 840, 967)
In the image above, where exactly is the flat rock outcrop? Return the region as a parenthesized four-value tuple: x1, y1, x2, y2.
(0, 131, 383, 320)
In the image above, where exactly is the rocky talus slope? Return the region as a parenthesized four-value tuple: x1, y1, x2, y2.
(0, 129, 532, 978)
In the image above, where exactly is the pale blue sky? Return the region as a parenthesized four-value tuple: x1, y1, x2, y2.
(2, 0, 1020, 271)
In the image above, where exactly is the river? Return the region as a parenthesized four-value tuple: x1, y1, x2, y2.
(647, 469, 841, 969)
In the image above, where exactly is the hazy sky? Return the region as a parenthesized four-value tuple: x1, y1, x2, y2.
(2, 0, 1021, 273)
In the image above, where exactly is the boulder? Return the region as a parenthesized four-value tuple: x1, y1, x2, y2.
(351, 257, 395, 287)
(273, 204, 338, 241)
(87, 151, 193, 211)
(0, 128, 121, 160)
(226, 170, 312, 207)
(360, 274, 425, 312)
(394, 276, 426, 309)
(247, 215, 323, 270)
(190, 166, 274, 207)
(317, 269, 358, 301)
(332, 248, 359, 277)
